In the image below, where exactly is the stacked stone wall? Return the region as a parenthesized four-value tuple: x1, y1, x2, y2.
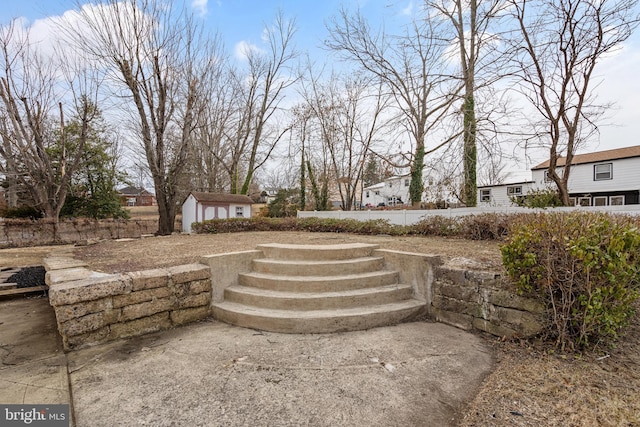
(45, 258, 210, 350)
(0, 218, 164, 247)
(432, 266, 544, 338)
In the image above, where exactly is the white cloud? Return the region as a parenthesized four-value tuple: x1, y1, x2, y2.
(402, 1, 414, 16)
(234, 40, 264, 61)
(192, 0, 208, 16)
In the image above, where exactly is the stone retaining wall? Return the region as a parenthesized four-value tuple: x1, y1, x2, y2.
(45, 257, 211, 350)
(0, 218, 165, 247)
(432, 266, 545, 338)
(43, 248, 545, 350)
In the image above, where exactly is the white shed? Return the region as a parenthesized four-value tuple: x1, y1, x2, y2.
(182, 192, 254, 233)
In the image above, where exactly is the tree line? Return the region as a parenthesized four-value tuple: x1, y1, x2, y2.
(0, 0, 637, 234)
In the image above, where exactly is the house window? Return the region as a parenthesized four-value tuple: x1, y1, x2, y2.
(507, 186, 523, 196)
(374, 191, 380, 196)
(388, 182, 393, 187)
(578, 197, 591, 207)
(365, 191, 370, 198)
(236, 206, 244, 217)
(544, 170, 553, 182)
(568, 197, 576, 206)
(610, 195, 625, 206)
(594, 163, 612, 181)
(404, 179, 410, 187)
(127, 197, 136, 206)
(593, 196, 607, 206)
(480, 189, 491, 202)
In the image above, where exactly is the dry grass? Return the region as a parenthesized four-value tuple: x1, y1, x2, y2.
(461, 309, 640, 426)
(72, 231, 503, 273)
(125, 205, 164, 220)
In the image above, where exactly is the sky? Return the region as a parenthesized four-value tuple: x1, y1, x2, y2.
(1, 0, 639, 181)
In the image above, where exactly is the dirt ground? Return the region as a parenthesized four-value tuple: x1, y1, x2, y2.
(2, 231, 639, 426)
(72, 231, 503, 273)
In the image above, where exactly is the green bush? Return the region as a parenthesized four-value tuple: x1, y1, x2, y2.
(512, 188, 563, 208)
(501, 212, 640, 351)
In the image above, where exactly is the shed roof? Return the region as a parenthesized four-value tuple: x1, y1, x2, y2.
(189, 192, 254, 204)
(532, 145, 640, 170)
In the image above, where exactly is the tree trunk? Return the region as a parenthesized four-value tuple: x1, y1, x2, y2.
(156, 194, 174, 235)
(462, 93, 477, 206)
(409, 144, 425, 206)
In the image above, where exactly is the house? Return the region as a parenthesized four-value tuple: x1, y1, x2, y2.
(117, 186, 156, 207)
(181, 192, 254, 233)
(362, 176, 410, 208)
(477, 180, 536, 206)
(479, 145, 640, 206)
(531, 145, 640, 206)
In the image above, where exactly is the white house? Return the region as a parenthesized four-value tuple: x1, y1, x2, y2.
(182, 192, 254, 233)
(531, 145, 640, 206)
(477, 180, 536, 206)
(479, 145, 640, 206)
(362, 176, 410, 207)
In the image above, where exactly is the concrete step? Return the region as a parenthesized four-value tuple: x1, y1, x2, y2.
(224, 283, 414, 310)
(211, 299, 426, 333)
(256, 243, 379, 261)
(238, 270, 400, 292)
(251, 256, 385, 276)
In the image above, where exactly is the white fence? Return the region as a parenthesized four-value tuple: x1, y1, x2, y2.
(297, 205, 640, 226)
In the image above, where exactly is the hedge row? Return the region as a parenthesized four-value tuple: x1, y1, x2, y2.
(191, 213, 518, 240)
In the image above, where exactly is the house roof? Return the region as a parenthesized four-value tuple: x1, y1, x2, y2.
(477, 180, 535, 189)
(532, 145, 640, 170)
(118, 186, 154, 197)
(363, 182, 386, 191)
(190, 192, 254, 204)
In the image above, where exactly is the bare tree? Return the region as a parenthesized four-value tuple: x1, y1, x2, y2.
(206, 12, 298, 196)
(186, 38, 232, 193)
(326, 9, 462, 206)
(0, 20, 99, 228)
(509, 0, 639, 205)
(301, 68, 389, 210)
(67, 0, 215, 234)
(428, 0, 508, 206)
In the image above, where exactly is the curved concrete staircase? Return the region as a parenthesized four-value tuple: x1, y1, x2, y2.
(211, 243, 426, 333)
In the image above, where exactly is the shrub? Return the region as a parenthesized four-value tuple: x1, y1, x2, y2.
(461, 213, 511, 240)
(501, 212, 640, 351)
(192, 217, 402, 235)
(410, 215, 461, 236)
(2, 205, 42, 219)
(512, 188, 563, 208)
(192, 214, 523, 241)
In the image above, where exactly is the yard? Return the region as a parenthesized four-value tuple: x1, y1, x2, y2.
(71, 231, 640, 426)
(2, 231, 638, 425)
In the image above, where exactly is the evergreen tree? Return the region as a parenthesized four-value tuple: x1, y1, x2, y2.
(57, 104, 128, 219)
(363, 153, 382, 187)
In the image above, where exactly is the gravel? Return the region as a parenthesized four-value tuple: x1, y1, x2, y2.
(7, 266, 46, 288)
